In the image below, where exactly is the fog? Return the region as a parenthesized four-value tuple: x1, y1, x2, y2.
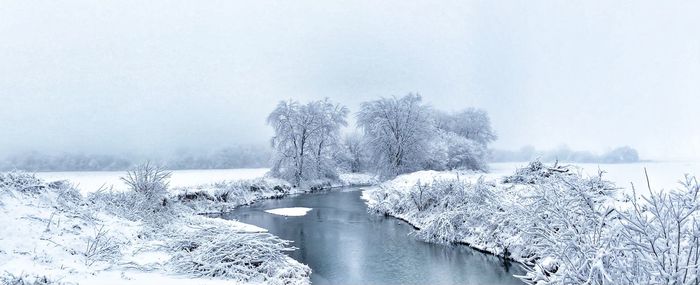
(1, 0, 698, 160)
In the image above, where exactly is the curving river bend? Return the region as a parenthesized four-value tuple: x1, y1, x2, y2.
(224, 187, 524, 285)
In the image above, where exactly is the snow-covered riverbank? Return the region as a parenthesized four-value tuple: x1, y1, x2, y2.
(363, 161, 700, 284)
(0, 171, 377, 284)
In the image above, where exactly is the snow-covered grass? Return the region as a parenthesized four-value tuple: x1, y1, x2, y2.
(2, 167, 379, 285)
(171, 177, 295, 214)
(0, 171, 312, 285)
(265, 207, 313, 217)
(365, 161, 700, 285)
(172, 172, 379, 213)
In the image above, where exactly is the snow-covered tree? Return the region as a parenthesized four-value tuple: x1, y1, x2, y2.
(357, 94, 433, 176)
(434, 108, 496, 145)
(601, 146, 639, 163)
(430, 108, 495, 171)
(337, 132, 367, 173)
(267, 98, 348, 185)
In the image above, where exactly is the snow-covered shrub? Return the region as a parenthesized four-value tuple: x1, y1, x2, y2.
(88, 189, 178, 227)
(611, 174, 700, 285)
(83, 225, 121, 266)
(502, 160, 571, 184)
(367, 174, 504, 247)
(173, 177, 293, 213)
(120, 162, 171, 204)
(88, 162, 177, 225)
(513, 170, 617, 284)
(0, 272, 60, 285)
(166, 221, 310, 284)
(414, 178, 500, 244)
(516, 170, 700, 285)
(0, 172, 81, 210)
(0, 171, 46, 194)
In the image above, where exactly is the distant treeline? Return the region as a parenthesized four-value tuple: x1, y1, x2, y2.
(490, 145, 640, 163)
(0, 145, 271, 172)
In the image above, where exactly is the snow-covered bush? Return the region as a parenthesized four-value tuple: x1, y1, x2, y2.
(120, 162, 171, 203)
(612, 174, 700, 284)
(0, 171, 81, 209)
(512, 166, 700, 285)
(1, 170, 313, 284)
(0, 272, 60, 285)
(165, 219, 310, 284)
(502, 160, 572, 184)
(366, 174, 504, 247)
(513, 169, 617, 284)
(365, 161, 628, 282)
(83, 225, 121, 266)
(173, 177, 293, 213)
(0, 171, 46, 194)
(88, 163, 176, 226)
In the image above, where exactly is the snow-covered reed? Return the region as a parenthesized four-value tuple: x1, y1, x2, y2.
(165, 221, 310, 284)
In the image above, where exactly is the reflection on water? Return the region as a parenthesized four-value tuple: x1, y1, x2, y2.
(224, 188, 524, 285)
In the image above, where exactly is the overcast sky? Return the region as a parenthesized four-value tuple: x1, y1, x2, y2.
(1, 0, 698, 160)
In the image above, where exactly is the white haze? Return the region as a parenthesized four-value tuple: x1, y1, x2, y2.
(1, 0, 698, 160)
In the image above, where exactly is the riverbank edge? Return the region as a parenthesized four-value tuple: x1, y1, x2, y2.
(173, 173, 379, 215)
(359, 170, 536, 266)
(0, 171, 378, 285)
(360, 188, 526, 266)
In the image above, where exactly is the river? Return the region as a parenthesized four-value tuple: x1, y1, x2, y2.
(224, 187, 524, 285)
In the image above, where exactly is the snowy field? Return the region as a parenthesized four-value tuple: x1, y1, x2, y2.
(30, 162, 700, 196)
(491, 161, 700, 193)
(34, 168, 269, 194)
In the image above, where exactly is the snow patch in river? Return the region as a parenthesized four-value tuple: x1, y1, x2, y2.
(265, 207, 313, 216)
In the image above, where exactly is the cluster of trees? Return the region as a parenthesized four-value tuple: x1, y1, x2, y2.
(490, 145, 640, 163)
(0, 152, 133, 171)
(357, 94, 495, 176)
(0, 146, 271, 172)
(166, 146, 270, 169)
(267, 94, 497, 184)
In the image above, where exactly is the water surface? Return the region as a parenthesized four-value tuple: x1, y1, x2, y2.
(224, 188, 524, 285)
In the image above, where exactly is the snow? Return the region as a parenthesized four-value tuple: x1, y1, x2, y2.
(364, 161, 700, 284)
(336, 172, 380, 187)
(34, 168, 269, 194)
(265, 207, 313, 217)
(363, 161, 700, 255)
(490, 161, 700, 193)
(0, 171, 312, 285)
